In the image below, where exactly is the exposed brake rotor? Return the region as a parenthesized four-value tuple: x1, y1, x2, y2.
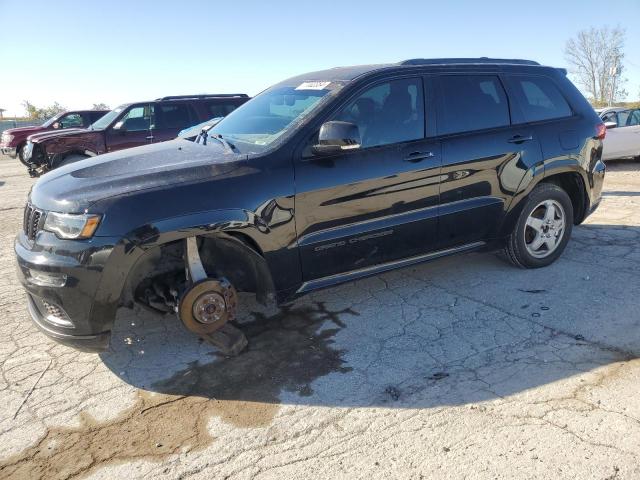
(179, 278, 238, 335)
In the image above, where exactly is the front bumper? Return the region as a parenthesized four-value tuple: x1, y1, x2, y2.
(26, 294, 110, 351)
(15, 230, 125, 352)
(1, 146, 17, 158)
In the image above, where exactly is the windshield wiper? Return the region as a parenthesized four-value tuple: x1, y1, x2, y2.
(214, 134, 236, 153)
(199, 127, 236, 153)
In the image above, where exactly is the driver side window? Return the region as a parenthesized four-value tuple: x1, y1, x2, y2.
(601, 111, 618, 126)
(333, 78, 425, 148)
(114, 105, 153, 131)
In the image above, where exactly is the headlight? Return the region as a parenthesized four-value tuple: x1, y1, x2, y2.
(1, 133, 13, 143)
(43, 212, 101, 239)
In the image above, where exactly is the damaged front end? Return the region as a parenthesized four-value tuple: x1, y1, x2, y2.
(23, 141, 51, 177)
(128, 234, 276, 355)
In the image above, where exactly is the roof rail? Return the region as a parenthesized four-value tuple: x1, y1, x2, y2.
(399, 58, 540, 66)
(155, 94, 249, 101)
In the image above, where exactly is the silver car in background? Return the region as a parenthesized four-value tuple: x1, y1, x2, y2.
(597, 107, 640, 161)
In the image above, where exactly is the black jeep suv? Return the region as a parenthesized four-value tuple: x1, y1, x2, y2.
(16, 58, 606, 353)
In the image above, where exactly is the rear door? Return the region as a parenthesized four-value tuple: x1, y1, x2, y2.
(105, 104, 154, 152)
(435, 74, 543, 248)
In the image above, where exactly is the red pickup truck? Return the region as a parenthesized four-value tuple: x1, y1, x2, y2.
(1, 110, 109, 165)
(22, 94, 249, 176)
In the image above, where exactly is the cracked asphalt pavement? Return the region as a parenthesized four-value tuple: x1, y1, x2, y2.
(1, 158, 640, 479)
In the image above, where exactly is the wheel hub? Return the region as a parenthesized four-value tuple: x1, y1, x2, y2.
(193, 292, 226, 324)
(524, 199, 566, 259)
(178, 278, 238, 334)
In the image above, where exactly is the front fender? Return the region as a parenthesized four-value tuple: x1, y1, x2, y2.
(126, 208, 265, 248)
(91, 209, 282, 331)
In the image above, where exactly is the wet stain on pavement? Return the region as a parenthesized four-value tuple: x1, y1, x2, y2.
(0, 302, 357, 480)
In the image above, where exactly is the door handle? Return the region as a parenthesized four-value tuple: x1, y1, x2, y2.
(508, 135, 533, 144)
(404, 151, 434, 163)
(146, 135, 154, 140)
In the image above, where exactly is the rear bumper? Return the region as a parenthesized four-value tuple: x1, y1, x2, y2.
(584, 158, 606, 220)
(1, 146, 16, 158)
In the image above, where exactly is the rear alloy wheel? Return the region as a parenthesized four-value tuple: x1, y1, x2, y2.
(524, 199, 566, 259)
(503, 183, 574, 268)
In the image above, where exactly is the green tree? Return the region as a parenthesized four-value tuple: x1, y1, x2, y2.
(21, 100, 66, 121)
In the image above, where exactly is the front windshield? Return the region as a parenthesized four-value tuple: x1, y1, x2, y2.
(41, 112, 65, 128)
(209, 82, 343, 153)
(90, 105, 124, 130)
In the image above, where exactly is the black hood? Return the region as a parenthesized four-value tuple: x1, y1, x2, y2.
(30, 139, 247, 212)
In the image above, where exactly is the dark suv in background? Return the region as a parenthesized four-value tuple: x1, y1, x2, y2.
(1, 109, 109, 165)
(23, 94, 249, 176)
(15, 58, 605, 354)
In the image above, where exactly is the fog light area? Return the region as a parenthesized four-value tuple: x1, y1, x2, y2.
(28, 269, 67, 288)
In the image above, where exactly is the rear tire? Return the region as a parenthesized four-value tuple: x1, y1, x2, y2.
(503, 183, 573, 268)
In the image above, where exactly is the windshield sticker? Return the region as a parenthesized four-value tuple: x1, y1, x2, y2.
(295, 81, 331, 90)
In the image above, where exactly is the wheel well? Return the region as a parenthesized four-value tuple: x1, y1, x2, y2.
(122, 233, 275, 312)
(541, 172, 587, 224)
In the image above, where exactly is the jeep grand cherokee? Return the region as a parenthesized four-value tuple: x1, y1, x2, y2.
(15, 58, 606, 353)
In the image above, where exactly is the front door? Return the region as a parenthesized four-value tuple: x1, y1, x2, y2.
(294, 76, 442, 281)
(105, 103, 154, 152)
(435, 74, 543, 248)
(604, 109, 640, 159)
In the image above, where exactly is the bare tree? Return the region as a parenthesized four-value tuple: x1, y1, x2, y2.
(565, 26, 627, 105)
(92, 103, 110, 110)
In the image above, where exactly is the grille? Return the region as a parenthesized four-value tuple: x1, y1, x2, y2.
(23, 204, 43, 240)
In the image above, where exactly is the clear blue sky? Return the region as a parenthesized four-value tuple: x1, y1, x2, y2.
(1, 0, 639, 117)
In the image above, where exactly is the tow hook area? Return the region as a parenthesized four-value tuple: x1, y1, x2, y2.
(179, 236, 248, 356)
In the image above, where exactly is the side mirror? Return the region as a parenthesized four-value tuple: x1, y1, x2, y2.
(52, 122, 61, 129)
(312, 121, 361, 155)
(604, 121, 617, 129)
(112, 121, 127, 134)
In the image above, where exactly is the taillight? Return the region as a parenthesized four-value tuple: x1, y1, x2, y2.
(595, 122, 606, 140)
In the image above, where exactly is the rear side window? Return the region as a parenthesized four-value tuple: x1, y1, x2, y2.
(510, 75, 572, 122)
(90, 111, 107, 123)
(438, 75, 509, 135)
(154, 103, 193, 130)
(206, 101, 240, 118)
